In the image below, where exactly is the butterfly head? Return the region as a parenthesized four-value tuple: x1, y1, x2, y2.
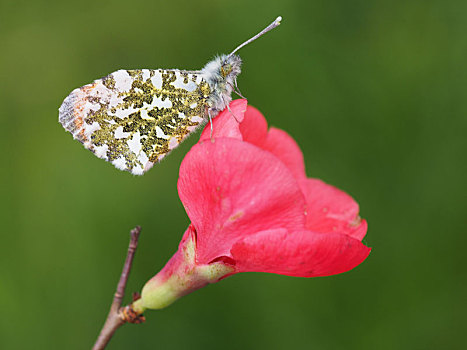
(221, 54, 242, 78)
(202, 54, 242, 114)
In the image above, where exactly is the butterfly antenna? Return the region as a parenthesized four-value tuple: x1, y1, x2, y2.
(228, 16, 282, 58)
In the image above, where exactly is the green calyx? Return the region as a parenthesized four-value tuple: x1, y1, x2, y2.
(132, 235, 234, 312)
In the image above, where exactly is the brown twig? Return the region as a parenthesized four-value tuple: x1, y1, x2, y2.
(92, 226, 144, 350)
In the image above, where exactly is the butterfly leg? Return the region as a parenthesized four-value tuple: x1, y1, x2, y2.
(208, 109, 214, 139)
(227, 103, 241, 123)
(234, 77, 246, 99)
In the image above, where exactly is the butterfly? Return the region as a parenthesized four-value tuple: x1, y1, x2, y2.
(59, 16, 281, 175)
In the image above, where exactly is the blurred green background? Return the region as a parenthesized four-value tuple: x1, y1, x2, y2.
(1, 0, 466, 349)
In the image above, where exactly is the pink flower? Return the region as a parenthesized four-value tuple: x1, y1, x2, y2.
(132, 100, 370, 311)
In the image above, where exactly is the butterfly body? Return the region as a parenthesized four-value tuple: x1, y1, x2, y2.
(59, 55, 242, 175)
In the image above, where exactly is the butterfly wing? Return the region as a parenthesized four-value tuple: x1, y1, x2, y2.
(59, 69, 211, 175)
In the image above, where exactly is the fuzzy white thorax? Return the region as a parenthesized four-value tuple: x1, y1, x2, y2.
(201, 54, 242, 115)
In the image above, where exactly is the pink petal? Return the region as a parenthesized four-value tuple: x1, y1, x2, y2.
(300, 178, 367, 241)
(238, 105, 269, 147)
(178, 138, 307, 264)
(263, 127, 307, 181)
(199, 99, 247, 142)
(231, 229, 371, 277)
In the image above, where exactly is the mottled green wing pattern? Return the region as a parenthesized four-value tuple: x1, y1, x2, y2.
(59, 69, 211, 175)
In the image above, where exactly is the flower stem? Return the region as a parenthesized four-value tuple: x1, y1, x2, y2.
(92, 226, 143, 350)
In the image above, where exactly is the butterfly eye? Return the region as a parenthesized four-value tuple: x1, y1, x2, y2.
(221, 64, 232, 78)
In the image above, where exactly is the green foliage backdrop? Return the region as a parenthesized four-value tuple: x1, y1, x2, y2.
(1, 0, 465, 349)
